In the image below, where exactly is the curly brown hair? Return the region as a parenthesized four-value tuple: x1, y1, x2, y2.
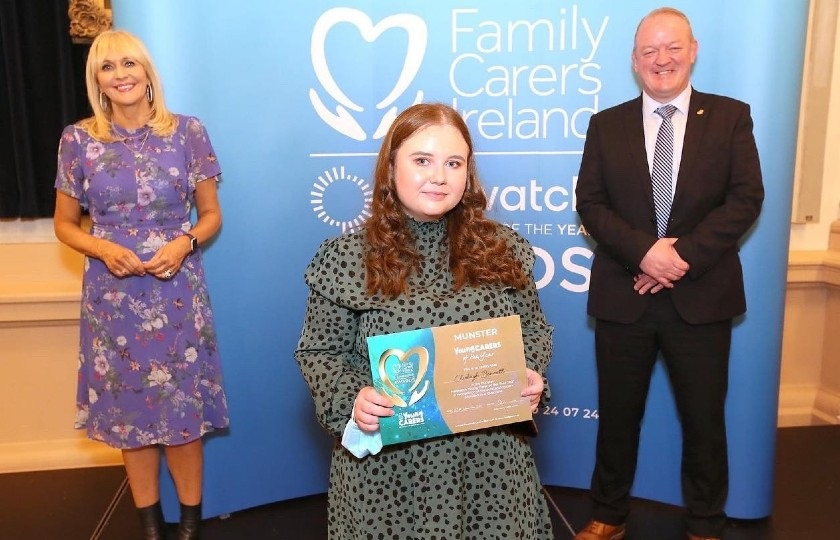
(364, 103, 530, 298)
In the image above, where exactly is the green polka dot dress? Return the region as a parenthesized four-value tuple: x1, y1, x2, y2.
(295, 217, 554, 540)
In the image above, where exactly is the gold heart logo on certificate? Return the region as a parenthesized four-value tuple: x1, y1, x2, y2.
(377, 347, 430, 407)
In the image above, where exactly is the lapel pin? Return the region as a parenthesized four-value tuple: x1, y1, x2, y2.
(697, 109, 705, 115)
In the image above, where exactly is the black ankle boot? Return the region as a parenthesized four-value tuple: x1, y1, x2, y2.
(177, 502, 202, 540)
(137, 501, 166, 540)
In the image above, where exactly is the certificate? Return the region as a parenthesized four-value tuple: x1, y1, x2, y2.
(366, 315, 533, 445)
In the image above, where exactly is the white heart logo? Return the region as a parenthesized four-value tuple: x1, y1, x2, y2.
(310, 8, 427, 141)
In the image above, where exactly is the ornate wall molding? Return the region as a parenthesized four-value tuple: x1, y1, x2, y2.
(68, 0, 112, 43)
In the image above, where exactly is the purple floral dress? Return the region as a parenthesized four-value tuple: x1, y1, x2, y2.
(55, 115, 229, 449)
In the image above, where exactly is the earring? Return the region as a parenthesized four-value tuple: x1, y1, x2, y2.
(146, 84, 154, 103)
(98, 91, 108, 110)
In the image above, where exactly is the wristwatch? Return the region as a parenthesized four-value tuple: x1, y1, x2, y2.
(184, 232, 198, 253)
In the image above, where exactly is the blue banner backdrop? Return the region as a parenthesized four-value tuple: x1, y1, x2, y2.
(113, 0, 807, 521)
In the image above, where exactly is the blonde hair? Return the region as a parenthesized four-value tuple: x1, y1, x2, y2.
(79, 29, 177, 142)
(634, 7, 696, 51)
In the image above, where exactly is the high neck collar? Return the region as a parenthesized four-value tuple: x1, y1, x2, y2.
(407, 215, 448, 243)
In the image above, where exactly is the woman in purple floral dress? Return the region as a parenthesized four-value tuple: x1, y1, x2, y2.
(53, 30, 228, 540)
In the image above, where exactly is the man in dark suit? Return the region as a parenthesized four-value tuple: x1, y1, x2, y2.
(573, 7, 764, 540)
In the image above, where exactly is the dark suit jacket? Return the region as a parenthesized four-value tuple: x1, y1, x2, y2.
(576, 89, 764, 325)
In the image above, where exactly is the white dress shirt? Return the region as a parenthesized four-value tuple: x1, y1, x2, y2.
(642, 85, 692, 198)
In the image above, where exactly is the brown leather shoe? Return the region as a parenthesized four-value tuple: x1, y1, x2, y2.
(573, 519, 626, 540)
(687, 535, 721, 540)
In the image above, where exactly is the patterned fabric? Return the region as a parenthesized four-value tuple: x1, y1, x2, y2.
(652, 104, 677, 238)
(295, 217, 554, 540)
(55, 115, 229, 449)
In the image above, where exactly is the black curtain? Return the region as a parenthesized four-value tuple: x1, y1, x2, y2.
(0, 0, 90, 218)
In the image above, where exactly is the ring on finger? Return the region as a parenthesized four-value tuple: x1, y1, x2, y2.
(162, 269, 173, 279)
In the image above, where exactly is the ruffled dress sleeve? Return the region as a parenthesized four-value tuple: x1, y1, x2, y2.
(294, 235, 373, 438)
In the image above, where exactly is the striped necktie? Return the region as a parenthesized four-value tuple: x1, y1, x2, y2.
(651, 104, 677, 238)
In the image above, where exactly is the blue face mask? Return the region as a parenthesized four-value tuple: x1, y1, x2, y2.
(342, 414, 384, 459)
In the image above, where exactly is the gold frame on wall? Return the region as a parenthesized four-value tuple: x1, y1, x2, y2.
(68, 0, 112, 43)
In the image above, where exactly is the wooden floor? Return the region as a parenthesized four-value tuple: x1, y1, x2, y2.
(1, 425, 838, 539)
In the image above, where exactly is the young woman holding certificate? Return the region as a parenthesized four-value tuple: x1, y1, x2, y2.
(295, 103, 554, 539)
